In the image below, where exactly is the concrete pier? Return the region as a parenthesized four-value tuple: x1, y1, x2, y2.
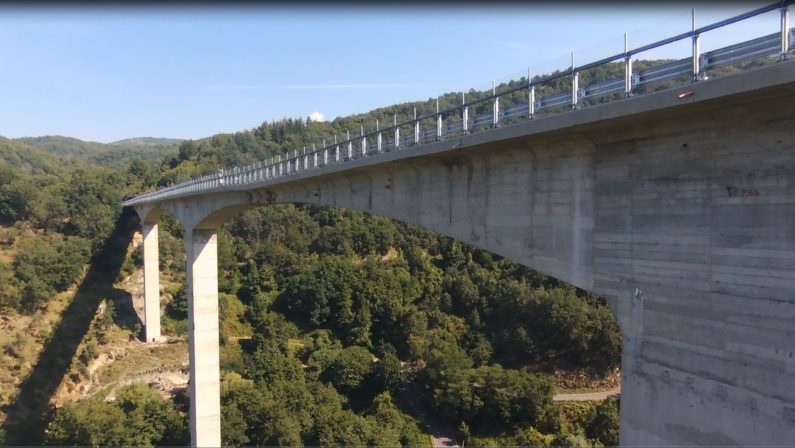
(186, 227, 221, 448)
(142, 221, 161, 343)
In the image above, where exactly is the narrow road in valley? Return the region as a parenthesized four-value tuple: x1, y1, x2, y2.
(553, 387, 621, 402)
(400, 384, 621, 447)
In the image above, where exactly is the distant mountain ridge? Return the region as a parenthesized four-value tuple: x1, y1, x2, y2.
(12, 135, 179, 168)
(111, 137, 184, 147)
(0, 136, 63, 174)
(17, 136, 107, 158)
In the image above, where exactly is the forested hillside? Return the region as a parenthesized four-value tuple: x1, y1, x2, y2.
(0, 66, 639, 447)
(110, 137, 184, 147)
(0, 138, 63, 174)
(18, 136, 177, 168)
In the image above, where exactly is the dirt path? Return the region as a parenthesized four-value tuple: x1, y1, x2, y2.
(553, 387, 621, 402)
(104, 369, 188, 401)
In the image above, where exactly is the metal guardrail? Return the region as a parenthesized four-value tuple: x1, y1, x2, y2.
(123, 1, 793, 207)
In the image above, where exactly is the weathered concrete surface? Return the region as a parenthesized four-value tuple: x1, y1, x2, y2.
(130, 60, 795, 446)
(589, 99, 795, 445)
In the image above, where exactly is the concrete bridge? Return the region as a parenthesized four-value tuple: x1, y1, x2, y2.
(124, 6, 794, 446)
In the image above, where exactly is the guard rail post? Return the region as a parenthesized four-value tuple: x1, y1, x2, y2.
(347, 130, 353, 160)
(361, 125, 367, 158)
(394, 115, 400, 149)
(692, 8, 702, 81)
(528, 68, 535, 118)
(413, 108, 420, 145)
(462, 93, 469, 134)
(782, 3, 791, 60)
(571, 52, 579, 109)
(436, 99, 442, 141)
(624, 34, 634, 97)
(377, 120, 382, 152)
(492, 81, 499, 128)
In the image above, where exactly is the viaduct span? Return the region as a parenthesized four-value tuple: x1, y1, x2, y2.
(124, 6, 794, 446)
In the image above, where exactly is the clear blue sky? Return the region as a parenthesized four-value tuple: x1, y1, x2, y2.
(0, 2, 775, 143)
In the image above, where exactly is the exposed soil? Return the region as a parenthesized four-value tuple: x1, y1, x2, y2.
(549, 367, 622, 393)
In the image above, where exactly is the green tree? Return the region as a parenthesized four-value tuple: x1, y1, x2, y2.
(246, 341, 304, 384)
(515, 426, 551, 447)
(587, 397, 620, 446)
(0, 260, 19, 310)
(127, 157, 149, 178)
(45, 399, 128, 446)
(282, 255, 357, 328)
(314, 406, 373, 447)
(430, 364, 552, 431)
(45, 383, 186, 446)
(327, 345, 374, 394)
(13, 235, 90, 313)
(20, 277, 52, 313)
(59, 168, 123, 251)
(0, 176, 35, 224)
(177, 140, 198, 161)
(369, 392, 428, 447)
(551, 431, 591, 448)
(221, 402, 249, 447)
(114, 382, 187, 446)
(376, 349, 406, 392)
(423, 339, 474, 386)
(166, 285, 188, 320)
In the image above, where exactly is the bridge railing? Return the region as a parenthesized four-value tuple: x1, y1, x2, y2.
(123, 1, 793, 207)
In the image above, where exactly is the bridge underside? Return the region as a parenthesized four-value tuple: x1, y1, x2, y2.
(131, 62, 795, 446)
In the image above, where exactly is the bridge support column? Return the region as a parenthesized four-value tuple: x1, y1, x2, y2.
(142, 221, 161, 342)
(186, 227, 221, 447)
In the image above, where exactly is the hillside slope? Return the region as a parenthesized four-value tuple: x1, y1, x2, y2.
(18, 135, 175, 168)
(111, 137, 183, 147)
(0, 137, 64, 175)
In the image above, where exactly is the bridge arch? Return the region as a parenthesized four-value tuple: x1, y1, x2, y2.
(152, 137, 599, 313)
